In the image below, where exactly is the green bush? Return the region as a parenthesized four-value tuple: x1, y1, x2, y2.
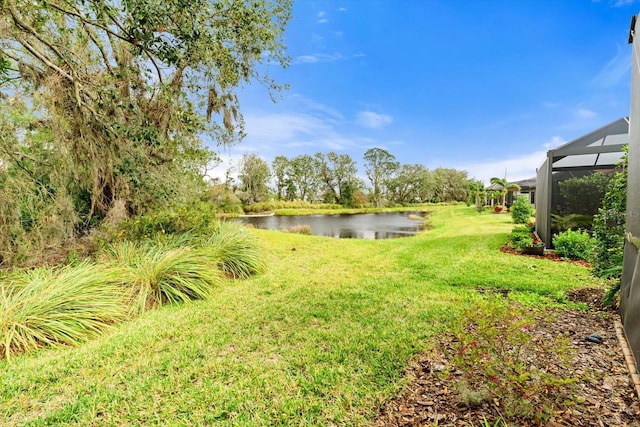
(118, 202, 220, 240)
(552, 229, 594, 261)
(592, 149, 627, 278)
(0, 263, 128, 359)
(511, 196, 534, 224)
(508, 225, 534, 251)
(205, 185, 243, 214)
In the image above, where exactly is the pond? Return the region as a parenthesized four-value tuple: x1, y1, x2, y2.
(235, 211, 429, 239)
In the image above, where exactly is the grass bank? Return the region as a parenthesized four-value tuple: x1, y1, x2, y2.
(0, 205, 600, 426)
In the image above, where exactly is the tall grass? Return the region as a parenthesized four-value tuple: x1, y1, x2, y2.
(244, 201, 341, 213)
(104, 241, 223, 314)
(202, 221, 266, 278)
(0, 262, 128, 359)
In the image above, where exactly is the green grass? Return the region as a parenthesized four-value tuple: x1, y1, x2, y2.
(0, 205, 601, 426)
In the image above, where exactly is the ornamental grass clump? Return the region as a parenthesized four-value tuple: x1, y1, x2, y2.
(104, 241, 222, 315)
(202, 221, 265, 279)
(0, 262, 128, 359)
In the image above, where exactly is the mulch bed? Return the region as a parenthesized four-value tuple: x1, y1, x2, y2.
(499, 245, 592, 268)
(374, 288, 640, 426)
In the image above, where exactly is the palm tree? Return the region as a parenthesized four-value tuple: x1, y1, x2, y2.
(505, 183, 521, 207)
(489, 177, 507, 207)
(489, 177, 521, 208)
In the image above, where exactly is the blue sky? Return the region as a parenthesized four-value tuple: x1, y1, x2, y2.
(215, 0, 639, 185)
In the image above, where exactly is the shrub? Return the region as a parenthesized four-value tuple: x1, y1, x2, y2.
(118, 202, 220, 241)
(552, 229, 594, 261)
(205, 185, 243, 214)
(444, 297, 577, 423)
(510, 196, 534, 224)
(0, 262, 128, 359)
(508, 225, 534, 251)
(105, 242, 222, 314)
(592, 149, 627, 278)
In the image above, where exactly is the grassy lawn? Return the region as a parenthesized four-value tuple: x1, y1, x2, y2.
(0, 205, 600, 426)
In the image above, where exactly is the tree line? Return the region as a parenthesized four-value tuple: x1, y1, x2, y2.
(228, 148, 481, 208)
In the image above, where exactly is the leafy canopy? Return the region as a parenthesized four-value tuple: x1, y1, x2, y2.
(0, 0, 291, 265)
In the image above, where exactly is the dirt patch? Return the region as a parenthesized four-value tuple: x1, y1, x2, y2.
(374, 289, 640, 426)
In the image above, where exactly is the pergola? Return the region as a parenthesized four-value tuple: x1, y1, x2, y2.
(535, 117, 629, 246)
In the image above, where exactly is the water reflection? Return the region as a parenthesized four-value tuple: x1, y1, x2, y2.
(236, 211, 428, 240)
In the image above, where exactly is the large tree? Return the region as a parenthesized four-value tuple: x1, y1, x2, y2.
(271, 155, 290, 201)
(433, 168, 471, 202)
(315, 152, 359, 206)
(0, 0, 291, 217)
(363, 147, 399, 207)
(0, 0, 291, 264)
(387, 164, 434, 204)
(237, 153, 271, 205)
(288, 154, 320, 202)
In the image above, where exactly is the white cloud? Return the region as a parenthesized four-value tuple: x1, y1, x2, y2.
(289, 94, 344, 121)
(317, 11, 328, 24)
(207, 104, 380, 178)
(542, 101, 562, 109)
(590, 47, 631, 88)
(205, 152, 243, 183)
(575, 108, 597, 119)
(296, 55, 320, 64)
(544, 135, 567, 149)
(610, 0, 640, 7)
(294, 53, 344, 64)
(356, 111, 393, 129)
(244, 113, 333, 142)
(456, 150, 547, 185)
(338, 7, 347, 12)
(455, 134, 571, 184)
